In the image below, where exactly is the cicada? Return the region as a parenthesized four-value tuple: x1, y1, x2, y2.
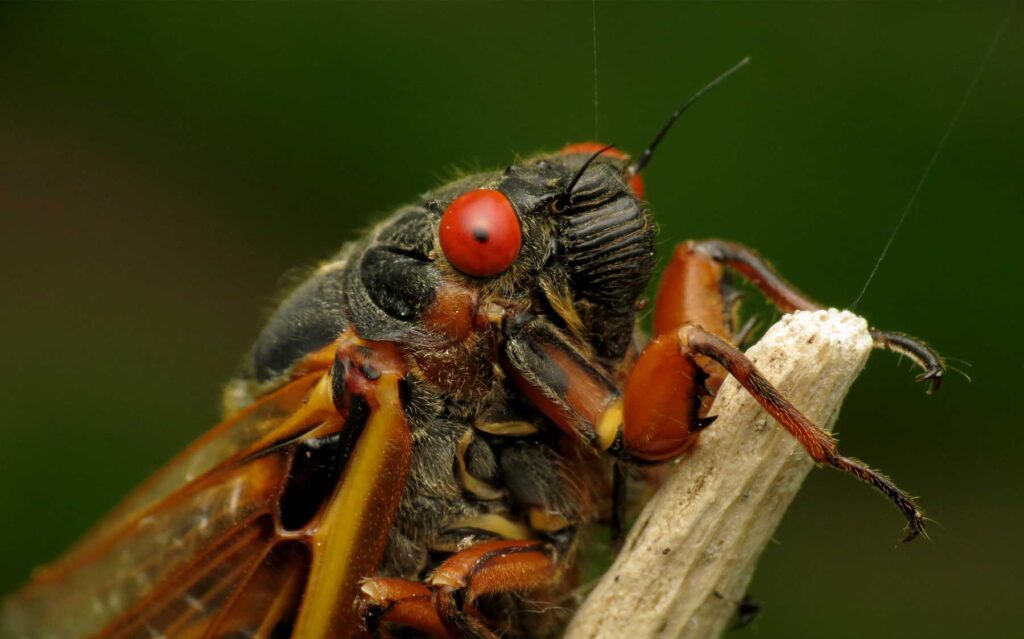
(1, 63, 944, 639)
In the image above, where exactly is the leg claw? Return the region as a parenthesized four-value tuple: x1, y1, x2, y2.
(915, 367, 944, 394)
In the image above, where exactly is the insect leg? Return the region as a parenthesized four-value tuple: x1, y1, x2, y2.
(651, 240, 744, 396)
(672, 324, 926, 541)
(429, 540, 560, 639)
(359, 540, 561, 639)
(653, 239, 737, 341)
(502, 311, 924, 538)
(501, 313, 710, 463)
(501, 311, 925, 538)
(358, 578, 454, 638)
(869, 328, 945, 392)
(503, 314, 623, 450)
(661, 239, 945, 391)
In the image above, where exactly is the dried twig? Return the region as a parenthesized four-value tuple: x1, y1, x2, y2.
(565, 310, 873, 639)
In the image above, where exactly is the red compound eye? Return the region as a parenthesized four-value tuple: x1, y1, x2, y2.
(439, 189, 522, 277)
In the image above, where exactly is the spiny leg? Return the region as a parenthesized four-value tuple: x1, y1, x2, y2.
(358, 578, 453, 639)
(676, 324, 925, 541)
(430, 540, 560, 639)
(498, 309, 924, 538)
(358, 540, 561, 639)
(870, 329, 945, 392)
(674, 240, 818, 315)
(662, 239, 945, 392)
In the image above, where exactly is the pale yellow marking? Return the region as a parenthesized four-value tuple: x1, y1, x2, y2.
(541, 278, 586, 339)
(358, 579, 384, 602)
(474, 420, 539, 437)
(596, 399, 623, 451)
(455, 431, 504, 500)
(482, 302, 505, 327)
(304, 374, 335, 413)
(448, 513, 534, 541)
(528, 507, 572, 533)
(430, 571, 464, 589)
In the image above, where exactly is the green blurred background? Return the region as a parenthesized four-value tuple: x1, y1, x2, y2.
(1, 2, 1021, 637)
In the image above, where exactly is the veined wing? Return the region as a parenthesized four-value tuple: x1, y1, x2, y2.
(2, 343, 412, 639)
(0, 368, 332, 639)
(77, 342, 336, 549)
(96, 518, 306, 639)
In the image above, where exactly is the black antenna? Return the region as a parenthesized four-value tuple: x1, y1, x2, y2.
(556, 143, 616, 210)
(631, 56, 750, 175)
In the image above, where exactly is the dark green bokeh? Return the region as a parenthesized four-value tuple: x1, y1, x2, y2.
(1, 3, 1020, 637)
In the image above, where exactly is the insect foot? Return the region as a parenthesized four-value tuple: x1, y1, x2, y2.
(565, 309, 889, 639)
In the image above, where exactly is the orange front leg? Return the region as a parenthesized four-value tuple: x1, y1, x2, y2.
(499, 294, 927, 539)
(618, 322, 925, 541)
(652, 240, 751, 396)
(619, 333, 713, 463)
(653, 240, 735, 341)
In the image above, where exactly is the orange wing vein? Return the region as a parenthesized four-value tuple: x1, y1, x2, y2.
(3, 340, 414, 639)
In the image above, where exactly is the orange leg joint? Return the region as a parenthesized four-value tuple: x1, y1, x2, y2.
(668, 239, 945, 392)
(653, 240, 731, 340)
(359, 578, 453, 639)
(618, 321, 924, 538)
(357, 541, 558, 639)
(429, 539, 555, 594)
(648, 324, 924, 539)
(430, 540, 557, 639)
(620, 333, 704, 463)
(497, 242, 929, 538)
